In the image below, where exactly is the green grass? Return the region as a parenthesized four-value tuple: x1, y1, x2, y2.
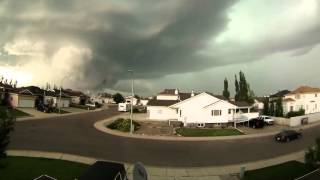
(107, 118, 141, 132)
(244, 161, 315, 180)
(0, 156, 89, 180)
(176, 128, 243, 137)
(0, 106, 30, 118)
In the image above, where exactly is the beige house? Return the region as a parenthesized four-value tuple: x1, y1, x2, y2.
(9, 90, 36, 108)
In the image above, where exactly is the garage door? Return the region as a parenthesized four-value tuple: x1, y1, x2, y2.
(18, 99, 34, 108)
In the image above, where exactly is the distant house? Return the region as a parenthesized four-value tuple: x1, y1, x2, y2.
(63, 89, 88, 105)
(9, 89, 36, 108)
(125, 96, 138, 105)
(147, 89, 194, 120)
(147, 89, 258, 126)
(282, 86, 320, 115)
(98, 93, 115, 104)
(139, 98, 149, 106)
(253, 97, 266, 112)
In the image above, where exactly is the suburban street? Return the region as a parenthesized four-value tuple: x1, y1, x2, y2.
(9, 106, 320, 167)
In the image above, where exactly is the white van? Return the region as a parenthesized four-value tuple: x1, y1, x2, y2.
(118, 103, 130, 112)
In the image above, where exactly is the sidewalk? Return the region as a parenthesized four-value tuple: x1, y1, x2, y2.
(6, 149, 305, 180)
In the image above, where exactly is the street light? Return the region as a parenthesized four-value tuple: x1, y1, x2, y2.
(128, 69, 134, 134)
(59, 76, 68, 114)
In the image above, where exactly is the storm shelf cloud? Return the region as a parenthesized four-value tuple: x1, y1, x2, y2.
(0, 0, 320, 95)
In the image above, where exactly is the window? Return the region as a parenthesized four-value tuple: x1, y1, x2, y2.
(212, 110, 221, 116)
(295, 94, 300, 99)
(179, 110, 182, 117)
(315, 94, 318, 97)
(228, 109, 232, 114)
(290, 106, 294, 111)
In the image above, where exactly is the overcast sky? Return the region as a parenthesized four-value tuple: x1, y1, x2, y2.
(0, 0, 320, 96)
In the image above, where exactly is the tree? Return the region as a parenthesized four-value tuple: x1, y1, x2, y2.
(305, 137, 320, 168)
(263, 98, 270, 115)
(275, 98, 284, 117)
(113, 93, 125, 104)
(269, 102, 275, 116)
(234, 75, 240, 101)
(223, 78, 230, 99)
(0, 108, 15, 158)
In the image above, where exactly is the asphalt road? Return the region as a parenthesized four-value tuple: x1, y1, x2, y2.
(9, 106, 320, 167)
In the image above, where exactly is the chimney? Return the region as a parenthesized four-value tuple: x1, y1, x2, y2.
(191, 90, 195, 97)
(175, 88, 179, 95)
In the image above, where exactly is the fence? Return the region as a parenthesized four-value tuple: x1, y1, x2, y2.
(274, 112, 320, 127)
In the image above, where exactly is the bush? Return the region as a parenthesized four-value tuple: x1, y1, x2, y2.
(107, 118, 140, 132)
(305, 137, 320, 168)
(286, 109, 305, 118)
(0, 107, 15, 158)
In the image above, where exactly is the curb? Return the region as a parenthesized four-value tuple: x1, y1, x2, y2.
(6, 149, 306, 176)
(94, 115, 320, 141)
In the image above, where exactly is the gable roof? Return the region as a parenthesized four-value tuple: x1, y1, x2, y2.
(147, 99, 179, 106)
(229, 101, 252, 107)
(287, 86, 320, 95)
(283, 98, 295, 102)
(255, 97, 266, 102)
(270, 90, 291, 98)
(169, 92, 219, 108)
(158, 89, 177, 95)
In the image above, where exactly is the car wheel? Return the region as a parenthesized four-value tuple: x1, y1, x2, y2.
(252, 125, 256, 129)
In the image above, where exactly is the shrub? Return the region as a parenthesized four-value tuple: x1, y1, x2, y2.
(107, 118, 140, 132)
(0, 107, 15, 158)
(286, 109, 305, 118)
(305, 137, 320, 168)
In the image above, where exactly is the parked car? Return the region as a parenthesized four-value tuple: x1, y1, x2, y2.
(248, 117, 265, 128)
(275, 130, 302, 142)
(260, 115, 274, 125)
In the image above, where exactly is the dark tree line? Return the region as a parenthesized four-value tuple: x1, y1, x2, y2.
(222, 71, 255, 104)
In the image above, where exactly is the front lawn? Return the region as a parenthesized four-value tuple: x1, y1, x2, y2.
(176, 128, 243, 137)
(244, 161, 315, 180)
(0, 106, 30, 118)
(0, 156, 89, 180)
(107, 118, 141, 132)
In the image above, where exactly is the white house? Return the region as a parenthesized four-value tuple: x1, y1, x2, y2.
(139, 99, 149, 106)
(147, 90, 259, 126)
(125, 96, 138, 105)
(253, 97, 265, 112)
(282, 86, 320, 115)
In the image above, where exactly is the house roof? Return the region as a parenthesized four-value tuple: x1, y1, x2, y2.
(255, 97, 266, 102)
(229, 101, 252, 107)
(270, 90, 291, 98)
(158, 89, 177, 95)
(179, 92, 192, 100)
(287, 86, 320, 95)
(283, 98, 295, 102)
(20, 86, 44, 96)
(147, 99, 179, 106)
(63, 89, 86, 97)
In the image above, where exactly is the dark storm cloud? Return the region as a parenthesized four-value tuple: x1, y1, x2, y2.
(0, 0, 238, 89)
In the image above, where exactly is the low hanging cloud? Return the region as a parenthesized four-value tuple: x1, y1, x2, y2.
(1, 0, 320, 94)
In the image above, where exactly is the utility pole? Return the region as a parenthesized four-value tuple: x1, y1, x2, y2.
(128, 69, 134, 134)
(59, 76, 68, 114)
